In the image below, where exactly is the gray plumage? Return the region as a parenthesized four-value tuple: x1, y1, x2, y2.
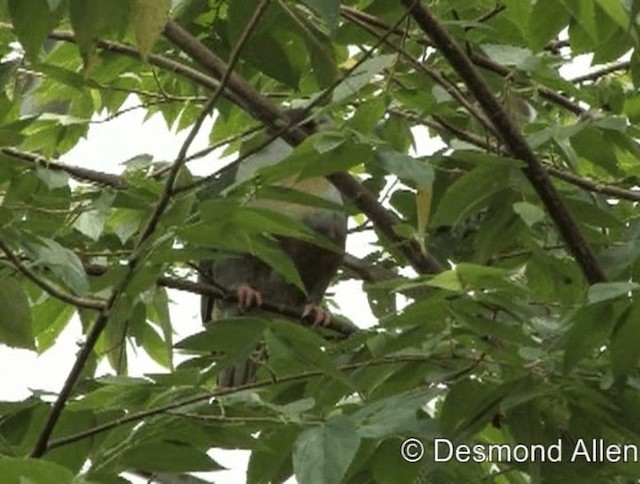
(199, 110, 347, 387)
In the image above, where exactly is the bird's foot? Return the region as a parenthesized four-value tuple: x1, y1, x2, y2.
(302, 304, 331, 327)
(236, 283, 263, 310)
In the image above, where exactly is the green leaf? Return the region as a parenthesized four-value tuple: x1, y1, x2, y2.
(8, 0, 52, 59)
(587, 282, 638, 305)
(32, 296, 74, 353)
(353, 388, 438, 438)
(301, 0, 340, 32)
(0, 278, 35, 350)
(610, 300, 640, 378)
(23, 237, 90, 295)
(227, 1, 301, 87)
(526, 0, 570, 51)
(132, 0, 171, 60)
(198, 200, 320, 242)
(480, 44, 534, 67)
(107, 208, 143, 244)
(293, 415, 360, 484)
(595, 0, 628, 28)
(181, 220, 306, 292)
(248, 427, 299, 484)
(263, 320, 348, 383)
(141, 323, 172, 369)
(563, 304, 618, 372)
(450, 303, 534, 346)
(431, 164, 515, 227)
(34, 166, 69, 189)
(176, 318, 266, 372)
(257, 133, 372, 182)
(74, 210, 106, 241)
(439, 379, 508, 438)
(570, 126, 620, 175)
(46, 410, 96, 474)
(69, 0, 129, 72)
(513, 201, 546, 227)
(119, 442, 223, 473)
(0, 457, 73, 483)
(374, 148, 434, 185)
(333, 55, 396, 103)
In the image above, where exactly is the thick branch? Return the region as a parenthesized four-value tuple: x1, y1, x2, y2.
(400, 0, 606, 284)
(543, 165, 640, 202)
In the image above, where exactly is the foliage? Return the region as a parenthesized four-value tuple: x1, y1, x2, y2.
(0, 0, 639, 482)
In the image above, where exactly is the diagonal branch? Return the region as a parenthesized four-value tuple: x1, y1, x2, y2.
(47, 355, 476, 451)
(340, 7, 589, 117)
(30, 4, 272, 458)
(400, 0, 606, 284)
(162, 19, 444, 275)
(341, 7, 496, 135)
(0, 240, 106, 310)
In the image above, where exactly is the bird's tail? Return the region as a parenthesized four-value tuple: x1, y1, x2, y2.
(218, 357, 257, 388)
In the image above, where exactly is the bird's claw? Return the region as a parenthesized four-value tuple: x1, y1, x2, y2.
(236, 283, 263, 310)
(302, 304, 331, 327)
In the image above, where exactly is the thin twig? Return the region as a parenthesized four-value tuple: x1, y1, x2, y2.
(83, 263, 359, 337)
(569, 61, 631, 84)
(342, 8, 496, 135)
(0, 240, 106, 310)
(2, 147, 128, 189)
(30, 3, 273, 458)
(47, 355, 478, 450)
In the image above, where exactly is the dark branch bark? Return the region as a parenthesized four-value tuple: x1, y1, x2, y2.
(2, 147, 128, 189)
(400, 0, 606, 284)
(31, 8, 274, 458)
(83, 264, 359, 337)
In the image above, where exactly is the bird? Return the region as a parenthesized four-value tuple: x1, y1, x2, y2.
(199, 108, 347, 387)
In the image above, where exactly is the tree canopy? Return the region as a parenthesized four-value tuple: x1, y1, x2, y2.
(1, 0, 640, 482)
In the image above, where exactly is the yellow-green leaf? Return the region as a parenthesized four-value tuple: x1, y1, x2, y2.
(132, 0, 171, 60)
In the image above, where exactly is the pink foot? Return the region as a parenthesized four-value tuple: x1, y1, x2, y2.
(236, 284, 263, 310)
(302, 304, 332, 327)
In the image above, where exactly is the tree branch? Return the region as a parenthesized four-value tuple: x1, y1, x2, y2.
(30, 7, 274, 457)
(569, 61, 631, 84)
(162, 19, 444, 275)
(1, 147, 128, 189)
(340, 7, 589, 117)
(0, 240, 106, 310)
(47, 355, 477, 451)
(83, 263, 358, 337)
(400, 0, 606, 284)
(342, 8, 497, 135)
